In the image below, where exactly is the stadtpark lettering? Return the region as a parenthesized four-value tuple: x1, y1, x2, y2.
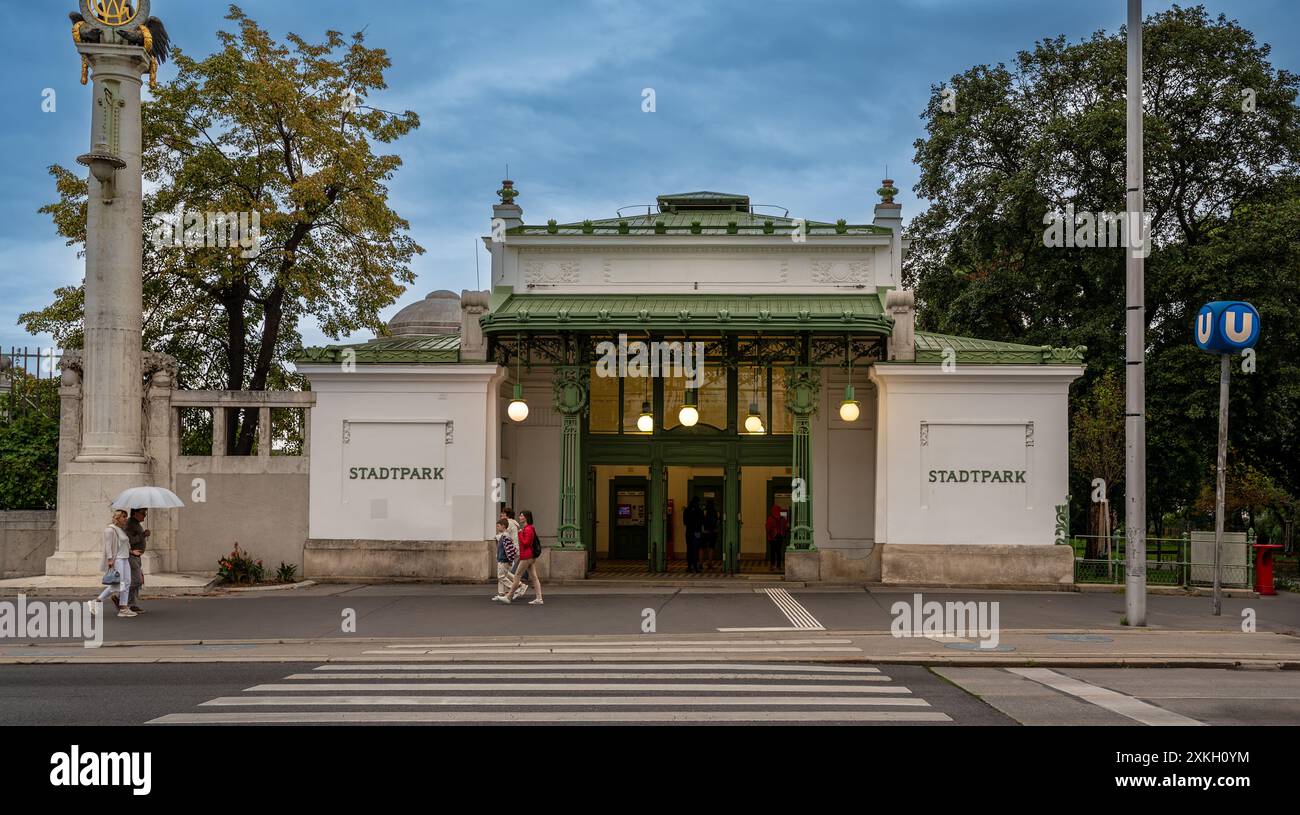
(929, 469, 1027, 484)
(348, 466, 444, 480)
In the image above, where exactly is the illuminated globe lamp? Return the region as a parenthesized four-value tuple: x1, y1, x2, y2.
(636, 401, 654, 433)
(744, 402, 765, 434)
(839, 384, 860, 422)
(507, 382, 529, 422)
(678, 388, 700, 427)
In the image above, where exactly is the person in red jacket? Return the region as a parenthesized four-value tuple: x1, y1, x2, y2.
(495, 510, 544, 605)
(765, 503, 788, 570)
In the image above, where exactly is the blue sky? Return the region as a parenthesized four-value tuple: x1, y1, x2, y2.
(2, 0, 1297, 352)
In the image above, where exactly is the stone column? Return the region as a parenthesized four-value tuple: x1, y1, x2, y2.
(76, 44, 151, 463)
(142, 354, 178, 573)
(785, 366, 820, 551)
(552, 365, 589, 549)
(48, 44, 154, 576)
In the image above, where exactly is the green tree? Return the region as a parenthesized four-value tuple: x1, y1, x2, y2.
(905, 5, 1300, 533)
(22, 5, 423, 454)
(1070, 369, 1123, 555)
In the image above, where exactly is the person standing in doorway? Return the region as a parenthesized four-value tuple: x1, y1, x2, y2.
(683, 497, 703, 573)
(701, 498, 719, 572)
(89, 510, 135, 618)
(125, 507, 150, 613)
(496, 510, 544, 604)
(765, 503, 788, 571)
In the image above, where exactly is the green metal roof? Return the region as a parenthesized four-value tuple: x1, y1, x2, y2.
(480, 293, 892, 335)
(914, 331, 1087, 364)
(656, 191, 750, 210)
(294, 334, 461, 365)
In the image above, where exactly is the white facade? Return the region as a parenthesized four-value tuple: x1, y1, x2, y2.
(301, 364, 504, 543)
(298, 187, 1083, 584)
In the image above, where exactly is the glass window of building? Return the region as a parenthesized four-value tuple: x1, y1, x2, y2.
(664, 365, 727, 430)
(589, 366, 619, 433)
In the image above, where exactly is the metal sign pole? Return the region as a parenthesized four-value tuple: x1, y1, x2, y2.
(1213, 353, 1229, 615)
(1124, 0, 1148, 626)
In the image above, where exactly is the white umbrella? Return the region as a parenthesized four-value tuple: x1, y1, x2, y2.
(111, 486, 186, 510)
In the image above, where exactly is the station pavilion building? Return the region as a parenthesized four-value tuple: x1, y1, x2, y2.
(294, 183, 1085, 585)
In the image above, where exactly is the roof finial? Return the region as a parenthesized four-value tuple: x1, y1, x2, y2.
(497, 177, 518, 205)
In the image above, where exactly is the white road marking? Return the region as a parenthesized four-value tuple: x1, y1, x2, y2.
(716, 588, 825, 632)
(313, 662, 881, 673)
(149, 710, 953, 723)
(201, 695, 929, 707)
(359, 646, 860, 655)
(380, 638, 851, 649)
(283, 672, 887, 681)
(244, 682, 911, 694)
(1008, 668, 1206, 726)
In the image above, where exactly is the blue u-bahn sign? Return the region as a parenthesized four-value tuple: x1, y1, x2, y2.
(1195, 301, 1260, 353)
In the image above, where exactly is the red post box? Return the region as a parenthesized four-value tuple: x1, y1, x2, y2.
(1252, 544, 1283, 596)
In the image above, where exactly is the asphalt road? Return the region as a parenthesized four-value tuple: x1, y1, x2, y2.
(3, 661, 1297, 726)
(2, 586, 1295, 644)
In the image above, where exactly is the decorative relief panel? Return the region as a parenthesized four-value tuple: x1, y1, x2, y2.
(524, 259, 582, 285)
(810, 259, 870, 284)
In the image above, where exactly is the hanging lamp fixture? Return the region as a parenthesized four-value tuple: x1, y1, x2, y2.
(839, 336, 860, 422)
(678, 385, 699, 427)
(507, 334, 529, 422)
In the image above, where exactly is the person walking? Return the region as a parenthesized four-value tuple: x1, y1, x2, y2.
(125, 507, 150, 614)
(494, 518, 518, 597)
(701, 498, 719, 572)
(89, 510, 135, 618)
(496, 510, 543, 605)
(765, 503, 788, 571)
(683, 497, 703, 573)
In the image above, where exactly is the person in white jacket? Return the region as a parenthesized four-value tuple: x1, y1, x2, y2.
(89, 510, 136, 618)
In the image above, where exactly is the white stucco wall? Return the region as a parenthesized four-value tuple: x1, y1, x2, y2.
(869, 364, 1083, 547)
(301, 364, 503, 542)
(814, 366, 876, 550)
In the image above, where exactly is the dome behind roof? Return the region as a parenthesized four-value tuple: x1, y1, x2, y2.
(388, 290, 461, 336)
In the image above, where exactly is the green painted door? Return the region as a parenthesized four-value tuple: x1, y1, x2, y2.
(609, 477, 649, 560)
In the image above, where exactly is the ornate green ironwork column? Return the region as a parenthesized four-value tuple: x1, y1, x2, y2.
(724, 457, 740, 573)
(648, 456, 665, 572)
(785, 365, 820, 550)
(553, 365, 589, 549)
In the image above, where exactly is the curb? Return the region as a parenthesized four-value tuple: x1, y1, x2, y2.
(219, 580, 318, 594)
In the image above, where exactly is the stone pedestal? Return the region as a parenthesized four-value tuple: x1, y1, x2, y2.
(784, 549, 820, 582)
(539, 547, 587, 581)
(880, 543, 1075, 587)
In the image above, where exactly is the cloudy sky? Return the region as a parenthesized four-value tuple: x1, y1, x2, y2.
(2, 0, 1297, 352)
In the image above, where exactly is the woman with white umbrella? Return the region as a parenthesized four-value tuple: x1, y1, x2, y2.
(103, 487, 184, 616)
(89, 509, 136, 618)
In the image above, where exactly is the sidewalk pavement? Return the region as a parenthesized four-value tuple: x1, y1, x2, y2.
(3, 629, 1297, 668)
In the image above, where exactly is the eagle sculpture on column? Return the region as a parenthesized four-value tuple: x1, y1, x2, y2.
(70, 1, 170, 87)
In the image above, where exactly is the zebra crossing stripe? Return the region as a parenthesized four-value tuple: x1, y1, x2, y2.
(312, 663, 880, 672)
(359, 646, 860, 655)
(379, 638, 851, 649)
(201, 695, 929, 707)
(149, 711, 953, 723)
(243, 682, 912, 694)
(283, 672, 887, 681)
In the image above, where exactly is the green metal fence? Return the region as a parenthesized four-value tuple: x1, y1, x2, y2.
(1071, 532, 1255, 588)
